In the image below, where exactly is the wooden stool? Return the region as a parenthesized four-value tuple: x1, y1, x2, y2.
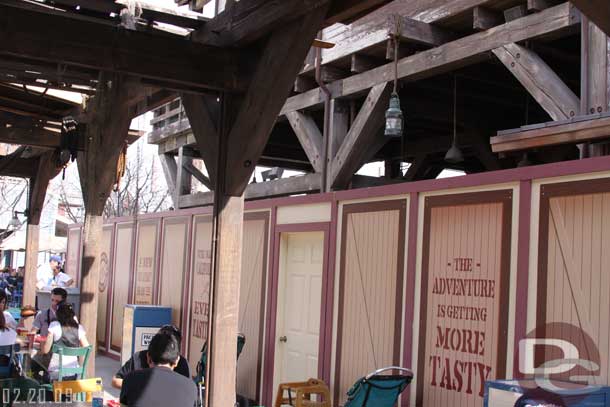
(274, 378, 331, 407)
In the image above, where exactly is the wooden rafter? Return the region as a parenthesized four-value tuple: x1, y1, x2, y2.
(281, 3, 579, 114)
(286, 111, 324, 173)
(181, 93, 219, 188)
(493, 43, 580, 121)
(179, 173, 322, 207)
(330, 82, 391, 189)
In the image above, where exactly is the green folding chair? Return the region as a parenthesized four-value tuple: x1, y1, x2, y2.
(52, 344, 92, 381)
(343, 367, 413, 407)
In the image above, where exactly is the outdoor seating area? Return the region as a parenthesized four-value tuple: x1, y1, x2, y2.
(1, 0, 610, 406)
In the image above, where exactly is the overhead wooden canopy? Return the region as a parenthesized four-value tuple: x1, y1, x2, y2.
(0, 3, 246, 93)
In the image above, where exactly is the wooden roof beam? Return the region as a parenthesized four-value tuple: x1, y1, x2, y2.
(191, 0, 332, 47)
(569, 0, 610, 37)
(491, 114, 610, 153)
(493, 43, 580, 121)
(0, 4, 246, 92)
(281, 3, 580, 115)
(178, 173, 322, 208)
(301, 0, 503, 77)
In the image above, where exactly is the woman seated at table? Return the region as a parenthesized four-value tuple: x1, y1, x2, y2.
(0, 311, 16, 347)
(40, 303, 89, 381)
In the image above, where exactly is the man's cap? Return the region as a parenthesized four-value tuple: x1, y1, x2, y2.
(49, 255, 62, 263)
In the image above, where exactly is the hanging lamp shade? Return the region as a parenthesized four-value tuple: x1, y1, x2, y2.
(445, 141, 464, 164)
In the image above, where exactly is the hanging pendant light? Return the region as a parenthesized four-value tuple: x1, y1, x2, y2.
(385, 17, 403, 138)
(445, 76, 464, 164)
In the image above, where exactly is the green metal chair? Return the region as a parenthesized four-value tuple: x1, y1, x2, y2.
(343, 367, 413, 407)
(0, 377, 49, 406)
(52, 344, 92, 381)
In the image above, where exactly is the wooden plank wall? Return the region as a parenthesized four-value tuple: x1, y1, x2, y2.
(133, 221, 160, 305)
(237, 213, 269, 402)
(187, 215, 213, 372)
(97, 226, 113, 350)
(538, 180, 610, 385)
(335, 200, 406, 406)
(110, 223, 134, 352)
(65, 228, 82, 287)
(417, 192, 512, 407)
(159, 217, 190, 328)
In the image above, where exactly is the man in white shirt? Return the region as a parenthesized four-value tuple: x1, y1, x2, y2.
(36, 256, 59, 290)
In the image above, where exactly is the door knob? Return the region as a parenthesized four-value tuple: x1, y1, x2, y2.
(279, 336, 287, 343)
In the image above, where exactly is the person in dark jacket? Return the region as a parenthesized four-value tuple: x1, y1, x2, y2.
(112, 324, 190, 389)
(120, 333, 197, 407)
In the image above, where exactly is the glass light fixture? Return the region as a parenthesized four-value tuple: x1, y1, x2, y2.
(7, 212, 21, 230)
(385, 92, 403, 138)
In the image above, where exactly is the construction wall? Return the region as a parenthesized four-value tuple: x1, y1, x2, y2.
(67, 156, 610, 407)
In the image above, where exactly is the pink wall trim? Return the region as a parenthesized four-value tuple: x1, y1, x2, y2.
(513, 180, 532, 378)
(262, 219, 332, 407)
(401, 192, 419, 407)
(245, 156, 610, 211)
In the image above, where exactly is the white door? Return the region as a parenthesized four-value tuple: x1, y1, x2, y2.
(275, 232, 324, 386)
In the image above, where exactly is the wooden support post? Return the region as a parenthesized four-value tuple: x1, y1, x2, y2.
(23, 151, 61, 313)
(198, 6, 330, 405)
(158, 153, 177, 206)
(22, 224, 39, 315)
(330, 82, 392, 189)
(175, 146, 193, 204)
(493, 43, 580, 121)
(77, 74, 135, 378)
(286, 111, 324, 173)
(581, 17, 609, 157)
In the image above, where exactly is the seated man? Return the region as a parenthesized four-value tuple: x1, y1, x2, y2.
(31, 287, 66, 336)
(120, 333, 197, 407)
(112, 325, 190, 389)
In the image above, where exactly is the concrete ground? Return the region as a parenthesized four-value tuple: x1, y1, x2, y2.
(95, 355, 121, 399)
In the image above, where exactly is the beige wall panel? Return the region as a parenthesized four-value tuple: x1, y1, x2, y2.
(237, 217, 268, 401)
(159, 219, 189, 327)
(542, 191, 610, 384)
(97, 226, 113, 347)
(111, 224, 134, 351)
(188, 216, 213, 373)
(133, 222, 159, 305)
(418, 192, 512, 407)
(336, 204, 405, 406)
(277, 203, 331, 224)
(66, 228, 81, 286)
